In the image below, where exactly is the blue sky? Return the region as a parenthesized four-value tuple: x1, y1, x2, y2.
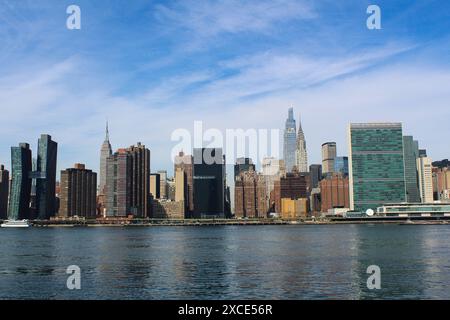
(0, 0, 450, 177)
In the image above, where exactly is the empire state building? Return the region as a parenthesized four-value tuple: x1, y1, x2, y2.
(99, 122, 112, 195)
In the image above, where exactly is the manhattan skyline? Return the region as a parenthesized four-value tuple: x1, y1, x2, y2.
(0, 1, 450, 175)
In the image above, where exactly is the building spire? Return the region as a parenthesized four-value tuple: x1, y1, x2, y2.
(105, 120, 109, 142)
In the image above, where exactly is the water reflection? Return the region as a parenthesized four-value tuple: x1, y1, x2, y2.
(0, 225, 449, 299)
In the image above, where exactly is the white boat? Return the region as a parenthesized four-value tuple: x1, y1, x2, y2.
(1, 220, 31, 228)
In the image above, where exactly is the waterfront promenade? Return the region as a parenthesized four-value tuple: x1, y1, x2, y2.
(2, 216, 450, 227)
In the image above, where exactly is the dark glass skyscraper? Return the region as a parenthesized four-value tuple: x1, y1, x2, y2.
(349, 123, 406, 212)
(193, 148, 225, 218)
(403, 136, 421, 203)
(8, 143, 32, 220)
(0, 165, 9, 219)
(283, 108, 296, 173)
(35, 134, 58, 220)
(309, 164, 322, 189)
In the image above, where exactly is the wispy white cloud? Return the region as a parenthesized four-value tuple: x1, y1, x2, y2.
(156, 0, 315, 36)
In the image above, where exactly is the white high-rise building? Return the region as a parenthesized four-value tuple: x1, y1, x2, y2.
(295, 115, 308, 172)
(417, 156, 434, 203)
(99, 122, 112, 195)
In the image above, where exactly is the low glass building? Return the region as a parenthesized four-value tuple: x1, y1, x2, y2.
(377, 203, 450, 217)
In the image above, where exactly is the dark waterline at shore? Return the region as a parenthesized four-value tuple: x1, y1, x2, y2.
(0, 225, 449, 300)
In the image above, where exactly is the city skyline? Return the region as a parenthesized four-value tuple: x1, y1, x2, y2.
(1, 1, 450, 175)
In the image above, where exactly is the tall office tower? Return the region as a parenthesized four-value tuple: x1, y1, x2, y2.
(8, 143, 32, 220)
(295, 115, 308, 172)
(403, 136, 421, 203)
(174, 151, 194, 214)
(0, 165, 9, 219)
(35, 134, 58, 220)
(234, 157, 256, 178)
(283, 108, 297, 172)
(157, 170, 168, 199)
(99, 122, 112, 195)
(127, 143, 151, 218)
(175, 168, 186, 203)
(320, 174, 350, 212)
(309, 164, 322, 189)
(417, 156, 433, 203)
(321, 142, 337, 175)
(193, 148, 225, 218)
(150, 173, 161, 199)
(348, 123, 406, 212)
(105, 149, 131, 217)
(334, 156, 349, 176)
(273, 172, 308, 214)
(59, 164, 97, 218)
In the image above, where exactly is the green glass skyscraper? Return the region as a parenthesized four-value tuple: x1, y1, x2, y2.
(8, 143, 32, 220)
(348, 123, 406, 212)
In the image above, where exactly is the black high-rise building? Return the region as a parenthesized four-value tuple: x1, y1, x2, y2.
(0, 165, 10, 219)
(8, 143, 32, 220)
(127, 143, 151, 218)
(309, 164, 322, 189)
(35, 134, 58, 220)
(193, 148, 225, 218)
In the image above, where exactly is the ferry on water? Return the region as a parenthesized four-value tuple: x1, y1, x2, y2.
(1, 220, 32, 228)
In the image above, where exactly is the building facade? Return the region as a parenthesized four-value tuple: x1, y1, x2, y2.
(403, 136, 421, 203)
(35, 134, 58, 220)
(99, 122, 112, 195)
(309, 164, 322, 189)
(175, 167, 186, 204)
(320, 174, 349, 212)
(281, 198, 308, 219)
(348, 123, 406, 212)
(322, 142, 337, 175)
(334, 156, 349, 176)
(295, 116, 308, 172)
(0, 165, 9, 219)
(150, 173, 160, 199)
(127, 143, 151, 217)
(105, 149, 131, 217)
(8, 143, 32, 220)
(174, 151, 194, 215)
(417, 156, 433, 203)
(59, 164, 97, 218)
(273, 172, 308, 214)
(433, 164, 450, 200)
(193, 148, 225, 218)
(157, 170, 168, 199)
(283, 108, 297, 172)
